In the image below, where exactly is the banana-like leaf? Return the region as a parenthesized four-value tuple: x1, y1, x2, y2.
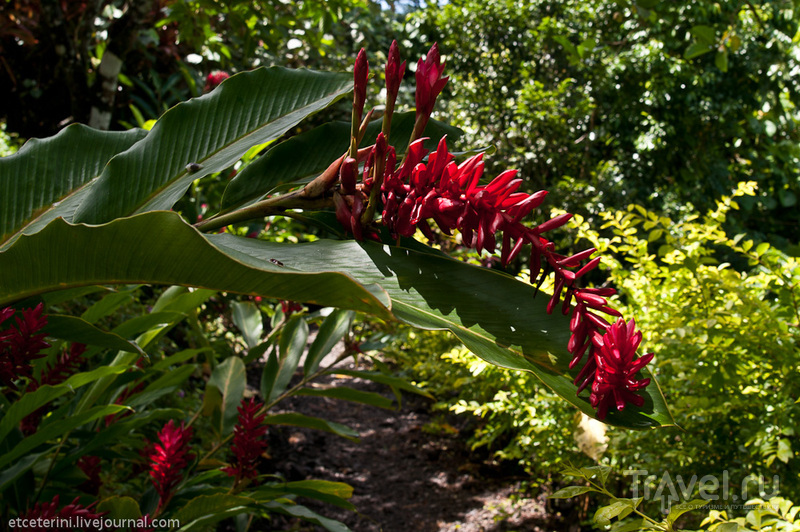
(0, 213, 392, 320)
(220, 112, 463, 211)
(0, 211, 672, 428)
(0, 125, 147, 250)
(71, 67, 352, 224)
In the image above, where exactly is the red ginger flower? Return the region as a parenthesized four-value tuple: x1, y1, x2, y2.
(19, 494, 105, 531)
(333, 42, 653, 419)
(352, 134, 653, 418)
(589, 319, 654, 419)
(222, 397, 268, 484)
(0, 303, 50, 389)
(204, 70, 229, 92)
(149, 419, 193, 514)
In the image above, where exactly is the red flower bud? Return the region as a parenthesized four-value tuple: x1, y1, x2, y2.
(385, 40, 406, 104)
(354, 48, 369, 122)
(415, 43, 448, 122)
(339, 157, 358, 194)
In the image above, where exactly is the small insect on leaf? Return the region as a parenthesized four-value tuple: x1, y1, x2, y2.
(269, 259, 284, 266)
(185, 162, 203, 173)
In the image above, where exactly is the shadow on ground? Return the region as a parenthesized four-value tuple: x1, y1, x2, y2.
(261, 366, 586, 531)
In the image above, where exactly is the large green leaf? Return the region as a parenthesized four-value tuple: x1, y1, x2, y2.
(272, 316, 309, 401)
(0, 212, 392, 320)
(0, 125, 147, 249)
(231, 300, 263, 349)
(207, 356, 246, 434)
(304, 309, 354, 375)
(220, 112, 463, 211)
(72, 67, 353, 224)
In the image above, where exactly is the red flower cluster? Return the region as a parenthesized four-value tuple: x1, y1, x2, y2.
(148, 419, 193, 514)
(590, 319, 654, 419)
(77, 455, 103, 495)
(280, 300, 304, 316)
(204, 70, 229, 92)
(0, 303, 50, 389)
(18, 495, 105, 531)
(329, 43, 654, 419)
(21, 342, 87, 434)
(222, 397, 268, 484)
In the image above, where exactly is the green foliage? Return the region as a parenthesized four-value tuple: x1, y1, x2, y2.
(412, 0, 800, 243)
(556, 464, 800, 531)
(385, 332, 590, 478)
(571, 182, 800, 491)
(0, 43, 678, 527)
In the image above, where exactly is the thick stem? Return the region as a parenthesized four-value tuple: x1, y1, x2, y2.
(382, 99, 395, 139)
(360, 149, 386, 226)
(194, 191, 333, 233)
(409, 113, 429, 148)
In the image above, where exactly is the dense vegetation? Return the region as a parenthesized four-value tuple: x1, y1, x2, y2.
(1, 0, 798, 530)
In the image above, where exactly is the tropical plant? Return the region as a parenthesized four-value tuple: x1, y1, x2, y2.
(553, 464, 800, 531)
(0, 41, 672, 525)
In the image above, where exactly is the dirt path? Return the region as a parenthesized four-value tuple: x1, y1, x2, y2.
(264, 366, 581, 531)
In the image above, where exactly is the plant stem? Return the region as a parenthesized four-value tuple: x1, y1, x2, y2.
(194, 191, 332, 233)
(585, 476, 668, 531)
(34, 431, 70, 504)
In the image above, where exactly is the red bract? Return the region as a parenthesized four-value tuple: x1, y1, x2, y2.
(222, 397, 268, 484)
(19, 495, 105, 531)
(589, 319, 654, 419)
(0, 303, 50, 388)
(149, 419, 193, 514)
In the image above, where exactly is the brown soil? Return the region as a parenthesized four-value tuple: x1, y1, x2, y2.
(262, 366, 585, 532)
